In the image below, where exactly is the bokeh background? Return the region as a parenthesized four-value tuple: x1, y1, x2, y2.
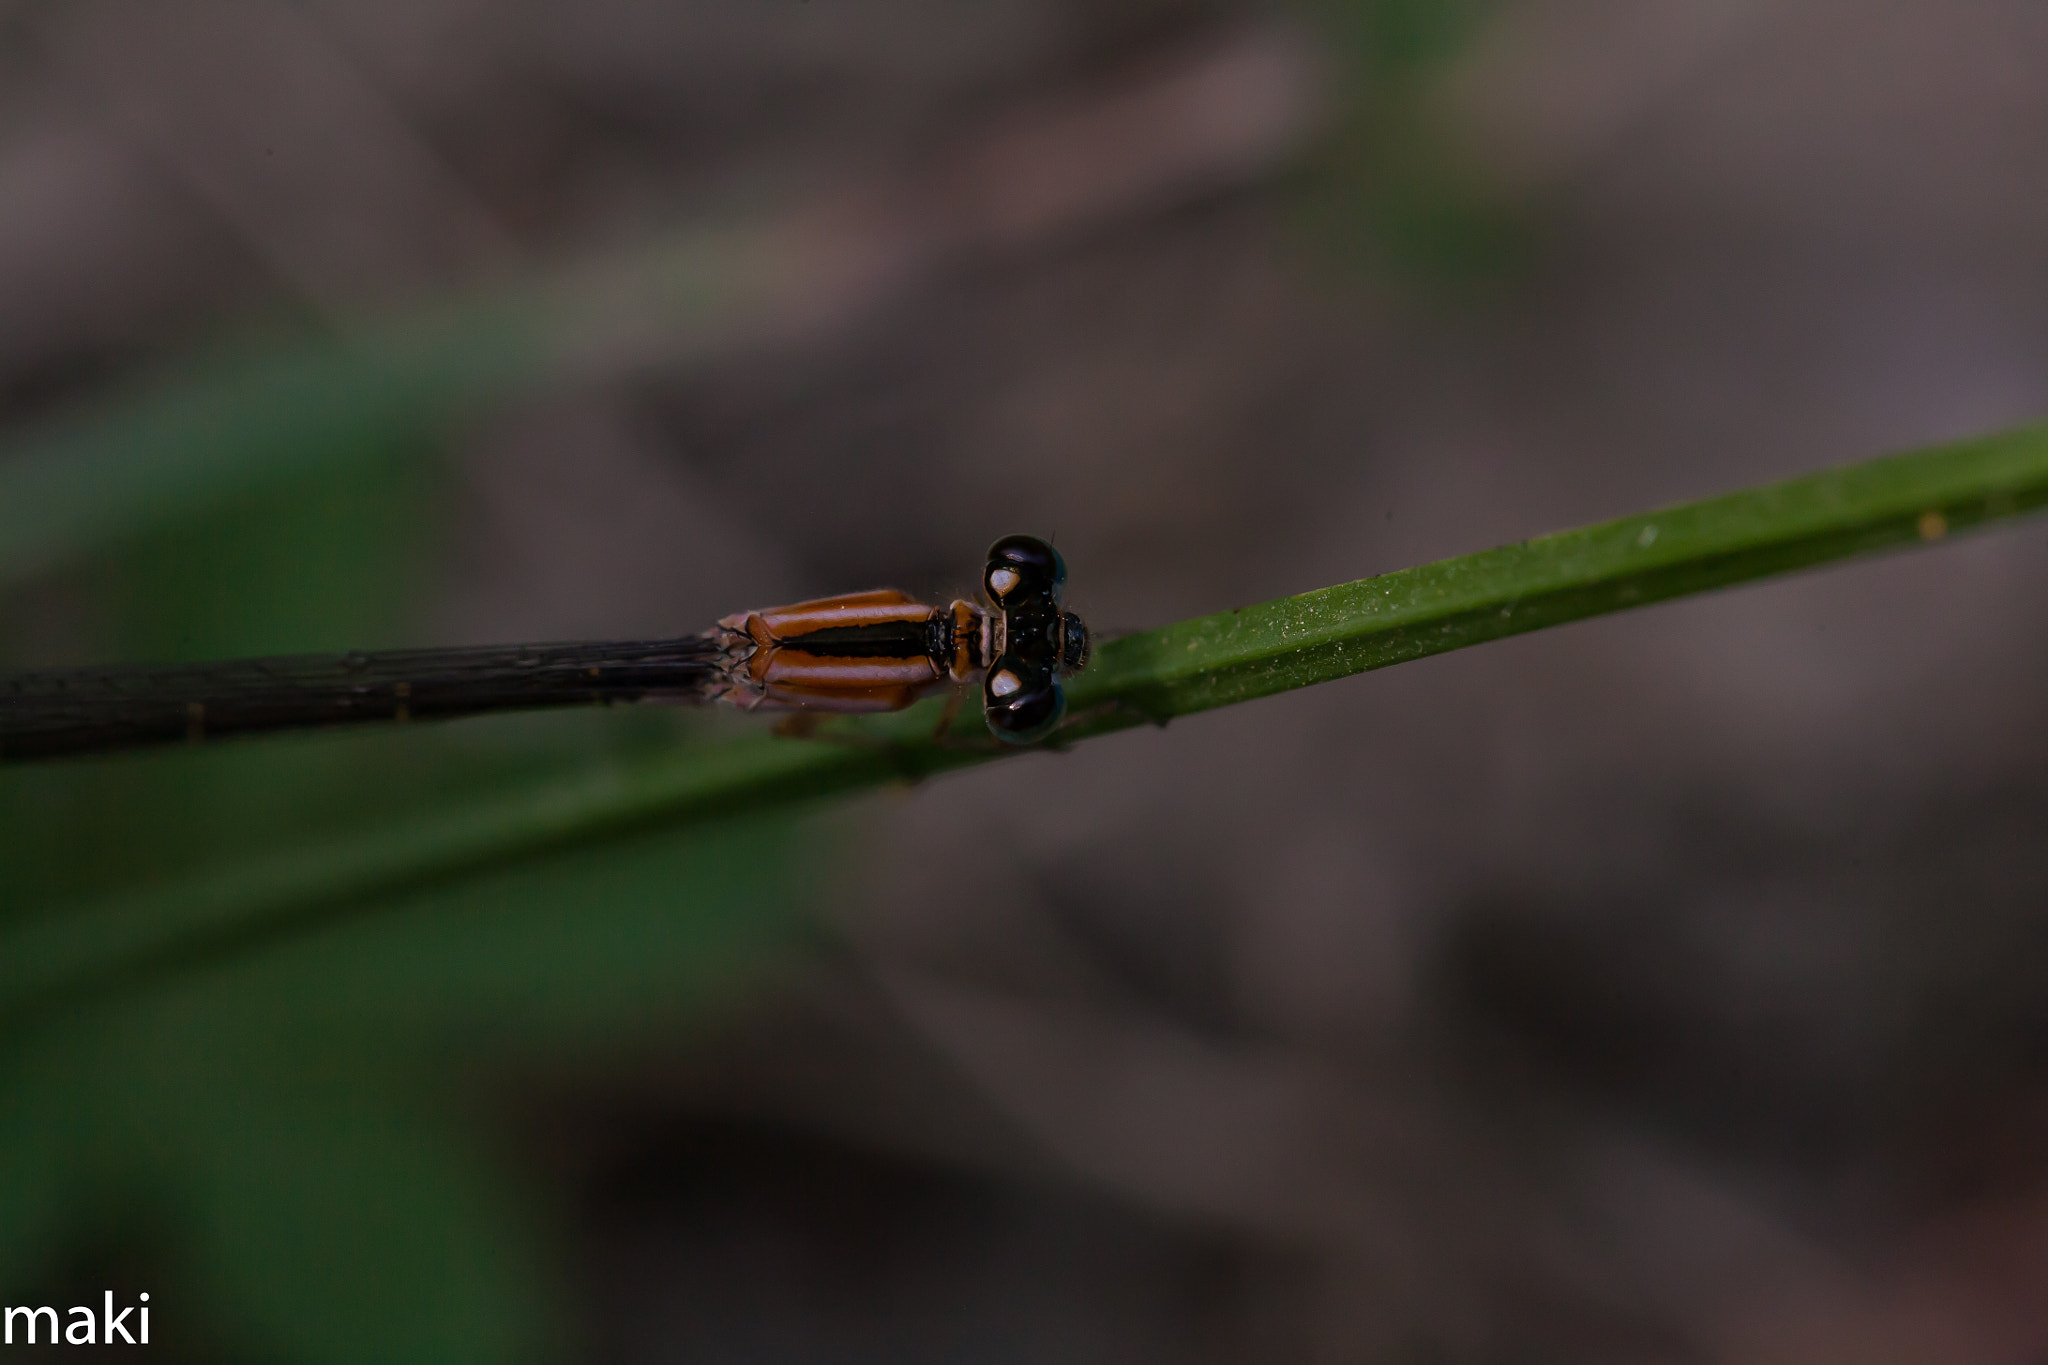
(5, 0, 2048, 1360)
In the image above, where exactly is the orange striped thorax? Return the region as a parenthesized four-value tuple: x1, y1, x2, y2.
(712, 589, 992, 714)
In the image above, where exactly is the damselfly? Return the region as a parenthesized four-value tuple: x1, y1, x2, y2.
(0, 535, 1089, 762)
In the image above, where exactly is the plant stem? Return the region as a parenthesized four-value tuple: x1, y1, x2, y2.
(7, 421, 2048, 1023)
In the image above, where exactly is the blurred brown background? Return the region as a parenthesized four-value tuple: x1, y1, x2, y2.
(6, 0, 2048, 1361)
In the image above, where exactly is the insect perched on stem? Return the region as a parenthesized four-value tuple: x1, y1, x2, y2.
(708, 534, 1089, 742)
(0, 536, 1090, 762)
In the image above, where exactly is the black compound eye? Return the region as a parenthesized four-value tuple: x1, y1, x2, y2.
(983, 657, 1065, 744)
(984, 535, 1066, 605)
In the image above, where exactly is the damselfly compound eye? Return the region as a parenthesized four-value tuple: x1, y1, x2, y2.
(983, 656, 1065, 744)
(985, 535, 1066, 603)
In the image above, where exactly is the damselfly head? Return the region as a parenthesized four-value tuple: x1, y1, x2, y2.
(979, 534, 1086, 744)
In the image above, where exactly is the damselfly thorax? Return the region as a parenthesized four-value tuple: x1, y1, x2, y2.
(0, 535, 1090, 761)
(709, 592, 991, 713)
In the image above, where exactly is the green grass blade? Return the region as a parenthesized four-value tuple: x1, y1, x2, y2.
(1071, 421, 2048, 720)
(7, 421, 2048, 1021)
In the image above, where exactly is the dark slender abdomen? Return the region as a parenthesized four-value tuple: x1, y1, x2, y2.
(0, 637, 723, 761)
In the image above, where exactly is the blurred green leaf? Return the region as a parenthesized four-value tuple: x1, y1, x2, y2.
(1328, 0, 1494, 77)
(1296, 0, 1530, 282)
(0, 808, 816, 1363)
